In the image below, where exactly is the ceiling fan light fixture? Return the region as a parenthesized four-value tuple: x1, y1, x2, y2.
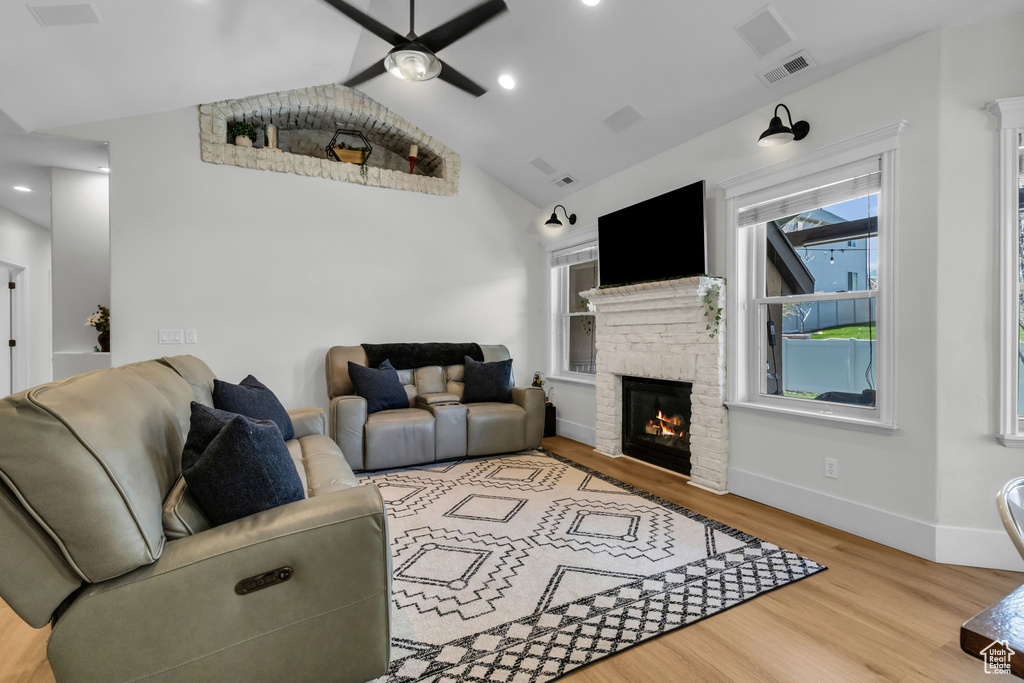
(384, 44, 441, 82)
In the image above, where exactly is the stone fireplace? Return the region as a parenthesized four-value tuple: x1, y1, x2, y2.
(580, 277, 728, 493)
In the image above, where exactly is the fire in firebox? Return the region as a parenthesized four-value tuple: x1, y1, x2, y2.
(644, 410, 686, 442)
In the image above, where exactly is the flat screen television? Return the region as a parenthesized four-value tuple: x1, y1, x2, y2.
(598, 180, 707, 288)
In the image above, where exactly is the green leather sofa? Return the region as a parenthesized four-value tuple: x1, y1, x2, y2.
(0, 355, 391, 683)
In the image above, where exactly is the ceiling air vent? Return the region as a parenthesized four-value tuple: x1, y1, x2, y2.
(757, 50, 816, 87)
(28, 2, 101, 27)
(552, 174, 578, 189)
(602, 105, 644, 134)
(735, 5, 795, 59)
(530, 157, 558, 176)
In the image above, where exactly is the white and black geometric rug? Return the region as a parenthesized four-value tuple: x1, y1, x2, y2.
(360, 450, 826, 683)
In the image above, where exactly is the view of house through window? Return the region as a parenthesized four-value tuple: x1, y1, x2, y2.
(761, 187, 880, 407)
(1016, 137, 1024, 414)
(566, 260, 598, 374)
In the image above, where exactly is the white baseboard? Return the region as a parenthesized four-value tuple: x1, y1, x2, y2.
(729, 467, 936, 561)
(935, 524, 1024, 571)
(729, 467, 1024, 570)
(555, 418, 595, 446)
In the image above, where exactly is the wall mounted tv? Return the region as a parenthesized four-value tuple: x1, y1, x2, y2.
(598, 180, 707, 288)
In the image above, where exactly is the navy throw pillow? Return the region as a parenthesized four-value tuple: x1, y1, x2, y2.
(462, 356, 513, 404)
(348, 360, 410, 414)
(181, 402, 305, 526)
(213, 375, 294, 441)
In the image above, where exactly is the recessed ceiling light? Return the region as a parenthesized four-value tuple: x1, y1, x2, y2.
(581, 0, 600, 6)
(498, 74, 516, 90)
(12, 186, 31, 192)
(98, 166, 109, 172)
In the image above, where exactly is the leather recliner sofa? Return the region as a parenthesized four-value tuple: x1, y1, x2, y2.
(0, 355, 391, 683)
(326, 344, 545, 471)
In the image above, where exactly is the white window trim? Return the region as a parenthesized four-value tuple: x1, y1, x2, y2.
(545, 225, 599, 385)
(987, 98, 1024, 446)
(721, 122, 906, 433)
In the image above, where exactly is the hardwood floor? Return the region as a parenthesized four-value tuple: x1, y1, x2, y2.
(1, 435, 1020, 682)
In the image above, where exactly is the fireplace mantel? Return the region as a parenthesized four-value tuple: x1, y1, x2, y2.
(581, 276, 729, 493)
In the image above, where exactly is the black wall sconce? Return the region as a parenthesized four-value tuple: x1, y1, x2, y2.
(544, 205, 577, 229)
(758, 104, 810, 147)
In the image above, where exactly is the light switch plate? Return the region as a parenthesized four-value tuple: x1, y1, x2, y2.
(185, 329, 197, 344)
(158, 329, 184, 344)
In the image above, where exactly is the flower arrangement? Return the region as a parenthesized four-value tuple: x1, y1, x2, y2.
(85, 305, 110, 333)
(86, 305, 111, 352)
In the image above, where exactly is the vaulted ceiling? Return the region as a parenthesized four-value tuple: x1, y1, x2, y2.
(0, 0, 1021, 212)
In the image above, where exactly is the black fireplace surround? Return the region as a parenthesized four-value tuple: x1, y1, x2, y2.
(621, 376, 693, 475)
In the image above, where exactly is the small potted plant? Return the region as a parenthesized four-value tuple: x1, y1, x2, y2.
(228, 121, 258, 148)
(85, 305, 111, 353)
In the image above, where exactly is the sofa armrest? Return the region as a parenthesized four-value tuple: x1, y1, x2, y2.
(330, 395, 367, 472)
(512, 386, 545, 448)
(48, 486, 390, 683)
(287, 406, 326, 439)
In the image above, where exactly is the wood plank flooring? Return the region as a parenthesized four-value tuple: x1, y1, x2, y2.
(0, 435, 1019, 682)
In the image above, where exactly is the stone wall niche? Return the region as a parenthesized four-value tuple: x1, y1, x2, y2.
(198, 84, 460, 195)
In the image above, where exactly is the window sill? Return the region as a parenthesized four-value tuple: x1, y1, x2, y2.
(998, 433, 1024, 448)
(725, 400, 898, 434)
(547, 374, 597, 387)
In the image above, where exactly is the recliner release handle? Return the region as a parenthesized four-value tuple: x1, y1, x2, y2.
(235, 567, 294, 595)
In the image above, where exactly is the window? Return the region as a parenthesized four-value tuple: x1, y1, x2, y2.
(723, 127, 901, 431)
(550, 236, 599, 382)
(989, 98, 1024, 445)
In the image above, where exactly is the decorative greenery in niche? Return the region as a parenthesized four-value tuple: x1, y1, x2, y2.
(227, 121, 257, 145)
(704, 284, 722, 339)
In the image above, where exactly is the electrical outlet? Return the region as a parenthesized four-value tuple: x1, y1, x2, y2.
(824, 458, 839, 479)
(185, 329, 197, 344)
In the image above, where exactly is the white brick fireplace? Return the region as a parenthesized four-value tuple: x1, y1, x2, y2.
(581, 277, 729, 493)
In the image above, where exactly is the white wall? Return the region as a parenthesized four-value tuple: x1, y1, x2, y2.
(0, 205, 51, 388)
(537, 23, 1024, 566)
(56, 106, 545, 412)
(50, 168, 109, 352)
(933, 17, 1024, 568)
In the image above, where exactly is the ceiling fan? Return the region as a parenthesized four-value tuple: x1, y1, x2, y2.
(324, 0, 509, 97)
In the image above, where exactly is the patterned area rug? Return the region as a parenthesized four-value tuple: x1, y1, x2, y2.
(360, 450, 825, 683)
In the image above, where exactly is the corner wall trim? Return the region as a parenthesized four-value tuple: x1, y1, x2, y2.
(556, 418, 596, 447)
(935, 524, 1024, 571)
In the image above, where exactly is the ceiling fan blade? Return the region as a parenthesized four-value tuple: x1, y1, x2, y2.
(418, 0, 508, 53)
(437, 60, 487, 97)
(322, 0, 405, 46)
(343, 60, 387, 88)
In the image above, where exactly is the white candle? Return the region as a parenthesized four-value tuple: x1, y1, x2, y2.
(410, 144, 418, 158)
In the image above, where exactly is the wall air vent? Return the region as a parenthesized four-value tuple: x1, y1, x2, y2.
(552, 174, 578, 188)
(757, 50, 816, 87)
(28, 2, 101, 27)
(735, 5, 795, 59)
